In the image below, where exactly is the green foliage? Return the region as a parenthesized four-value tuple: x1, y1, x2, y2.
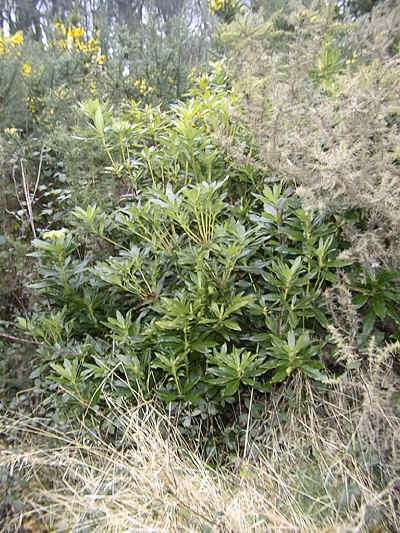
(0, 7, 209, 134)
(351, 269, 400, 339)
(17, 71, 359, 421)
(343, 0, 385, 17)
(206, 344, 267, 396)
(265, 330, 325, 383)
(2, 3, 399, 495)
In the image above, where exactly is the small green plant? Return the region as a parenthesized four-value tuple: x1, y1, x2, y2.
(206, 344, 267, 396)
(351, 269, 400, 339)
(264, 330, 325, 383)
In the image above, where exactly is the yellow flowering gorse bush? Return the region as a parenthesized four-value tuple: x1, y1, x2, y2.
(133, 78, 154, 95)
(54, 22, 105, 65)
(207, 0, 241, 16)
(0, 30, 23, 54)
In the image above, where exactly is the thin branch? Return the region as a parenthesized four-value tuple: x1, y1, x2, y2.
(0, 332, 42, 346)
(11, 165, 24, 210)
(242, 385, 253, 461)
(20, 160, 37, 239)
(32, 147, 44, 202)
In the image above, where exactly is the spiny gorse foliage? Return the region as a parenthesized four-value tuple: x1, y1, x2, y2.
(219, 0, 400, 271)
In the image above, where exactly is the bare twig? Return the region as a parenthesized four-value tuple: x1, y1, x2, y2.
(0, 332, 42, 346)
(32, 147, 44, 202)
(11, 165, 24, 210)
(243, 386, 253, 462)
(20, 160, 37, 239)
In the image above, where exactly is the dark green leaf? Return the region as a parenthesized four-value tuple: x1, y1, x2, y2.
(352, 293, 368, 309)
(362, 308, 376, 337)
(223, 380, 240, 397)
(270, 367, 288, 384)
(371, 297, 387, 320)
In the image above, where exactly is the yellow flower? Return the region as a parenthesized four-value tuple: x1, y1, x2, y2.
(54, 21, 61, 29)
(10, 31, 23, 45)
(87, 37, 99, 53)
(207, 0, 232, 14)
(75, 40, 88, 53)
(22, 63, 31, 76)
(4, 127, 18, 136)
(95, 54, 106, 65)
(70, 26, 84, 38)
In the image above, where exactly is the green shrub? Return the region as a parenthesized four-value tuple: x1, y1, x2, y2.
(5, 2, 399, 461)
(18, 74, 356, 426)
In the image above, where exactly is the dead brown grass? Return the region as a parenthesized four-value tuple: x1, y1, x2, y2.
(1, 337, 399, 532)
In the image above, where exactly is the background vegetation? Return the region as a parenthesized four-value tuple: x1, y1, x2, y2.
(1, 0, 399, 531)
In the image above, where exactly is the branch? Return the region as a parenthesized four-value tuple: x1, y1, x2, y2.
(0, 332, 42, 346)
(21, 160, 37, 239)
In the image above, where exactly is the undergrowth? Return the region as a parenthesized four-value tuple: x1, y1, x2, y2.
(1, 337, 399, 532)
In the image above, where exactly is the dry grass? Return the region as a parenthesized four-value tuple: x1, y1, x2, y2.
(1, 397, 297, 533)
(1, 338, 399, 533)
